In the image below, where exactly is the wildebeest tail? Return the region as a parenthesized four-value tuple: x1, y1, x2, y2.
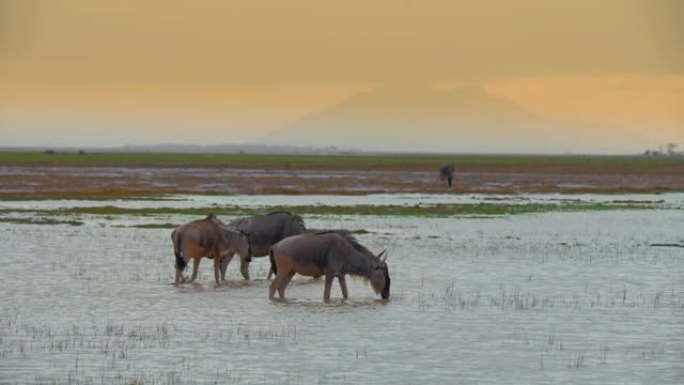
(172, 229, 187, 271)
(175, 249, 187, 271)
(269, 248, 277, 275)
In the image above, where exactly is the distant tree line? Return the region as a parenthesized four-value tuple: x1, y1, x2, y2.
(642, 143, 683, 157)
(43, 149, 87, 155)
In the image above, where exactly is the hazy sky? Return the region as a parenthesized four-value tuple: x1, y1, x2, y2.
(1, 0, 682, 152)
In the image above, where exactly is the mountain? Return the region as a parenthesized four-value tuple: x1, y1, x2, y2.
(263, 84, 554, 153)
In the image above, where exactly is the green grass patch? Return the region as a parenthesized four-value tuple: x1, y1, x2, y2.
(1, 151, 682, 173)
(0, 202, 654, 219)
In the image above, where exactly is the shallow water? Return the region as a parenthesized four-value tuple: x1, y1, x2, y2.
(1, 192, 683, 210)
(0, 200, 683, 384)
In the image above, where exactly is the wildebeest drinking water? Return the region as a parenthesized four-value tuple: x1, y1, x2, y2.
(222, 211, 306, 280)
(171, 214, 251, 285)
(269, 230, 390, 301)
(439, 163, 455, 187)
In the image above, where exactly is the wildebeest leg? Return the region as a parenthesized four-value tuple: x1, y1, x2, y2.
(239, 257, 250, 280)
(269, 271, 287, 299)
(175, 267, 184, 284)
(213, 253, 221, 285)
(188, 257, 201, 283)
(448, 176, 452, 187)
(338, 275, 348, 299)
(266, 266, 275, 280)
(219, 253, 234, 281)
(278, 270, 296, 298)
(219, 252, 234, 281)
(323, 274, 334, 302)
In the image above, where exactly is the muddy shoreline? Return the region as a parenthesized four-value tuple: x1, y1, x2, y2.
(2, 163, 684, 198)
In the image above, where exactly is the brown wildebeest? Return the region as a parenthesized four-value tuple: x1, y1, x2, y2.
(269, 230, 390, 302)
(221, 211, 306, 280)
(171, 214, 251, 285)
(439, 163, 455, 187)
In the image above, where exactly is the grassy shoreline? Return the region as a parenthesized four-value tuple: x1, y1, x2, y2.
(2, 151, 682, 172)
(0, 202, 659, 221)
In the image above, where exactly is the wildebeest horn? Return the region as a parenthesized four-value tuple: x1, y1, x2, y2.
(377, 249, 387, 261)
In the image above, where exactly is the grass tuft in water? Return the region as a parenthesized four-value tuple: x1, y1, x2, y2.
(0, 217, 83, 226)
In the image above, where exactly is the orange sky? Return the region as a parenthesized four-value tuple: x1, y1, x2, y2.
(1, 0, 683, 152)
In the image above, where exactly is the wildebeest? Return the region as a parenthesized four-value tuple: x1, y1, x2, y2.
(222, 211, 306, 280)
(269, 230, 390, 301)
(171, 214, 251, 285)
(439, 163, 455, 187)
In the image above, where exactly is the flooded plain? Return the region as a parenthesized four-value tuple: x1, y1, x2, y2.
(0, 194, 683, 384)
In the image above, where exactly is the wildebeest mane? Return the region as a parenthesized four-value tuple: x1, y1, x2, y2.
(267, 211, 294, 216)
(314, 230, 376, 258)
(314, 229, 354, 239)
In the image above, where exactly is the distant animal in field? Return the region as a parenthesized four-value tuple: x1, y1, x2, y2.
(269, 230, 390, 301)
(222, 211, 306, 280)
(439, 163, 455, 187)
(171, 214, 251, 285)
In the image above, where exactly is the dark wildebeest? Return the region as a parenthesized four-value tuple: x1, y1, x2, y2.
(221, 211, 306, 280)
(171, 214, 251, 285)
(269, 230, 390, 302)
(439, 163, 455, 187)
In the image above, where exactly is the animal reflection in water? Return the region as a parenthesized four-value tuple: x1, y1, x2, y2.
(171, 214, 251, 285)
(222, 211, 306, 280)
(269, 231, 390, 302)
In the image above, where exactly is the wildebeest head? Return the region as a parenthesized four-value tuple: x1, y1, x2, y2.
(290, 214, 306, 235)
(369, 250, 390, 299)
(218, 226, 251, 262)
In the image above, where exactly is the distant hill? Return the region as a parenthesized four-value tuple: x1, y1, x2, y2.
(262, 84, 644, 153)
(262, 84, 550, 152)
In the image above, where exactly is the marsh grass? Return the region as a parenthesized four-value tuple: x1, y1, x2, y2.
(0, 319, 299, 363)
(413, 283, 684, 311)
(1, 317, 303, 385)
(120, 223, 179, 229)
(648, 243, 684, 248)
(568, 352, 587, 369)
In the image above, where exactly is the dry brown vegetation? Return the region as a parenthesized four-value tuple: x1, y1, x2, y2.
(1, 152, 683, 198)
